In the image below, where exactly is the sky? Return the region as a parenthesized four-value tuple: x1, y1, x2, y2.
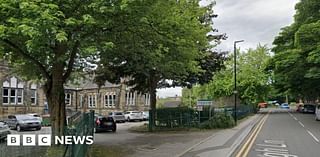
(157, 0, 299, 98)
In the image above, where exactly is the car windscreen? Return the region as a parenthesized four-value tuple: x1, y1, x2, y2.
(16, 115, 38, 121)
(132, 112, 140, 114)
(115, 112, 123, 115)
(100, 117, 113, 122)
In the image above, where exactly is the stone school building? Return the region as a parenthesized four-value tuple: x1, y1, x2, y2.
(0, 62, 150, 118)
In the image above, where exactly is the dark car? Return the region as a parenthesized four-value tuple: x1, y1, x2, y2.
(94, 116, 116, 133)
(6, 115, 41, 132)
(302, 104, 316, 114)
(0, 121, 10, 141)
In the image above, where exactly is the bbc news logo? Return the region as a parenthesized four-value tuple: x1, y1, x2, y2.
(7, 134, 94, 146)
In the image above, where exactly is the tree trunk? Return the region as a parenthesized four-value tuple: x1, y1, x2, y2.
(149, 76, 158, 131)
(44, 53, 67, 141)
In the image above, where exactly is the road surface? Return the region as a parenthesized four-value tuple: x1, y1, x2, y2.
(235, 108, 320, 157)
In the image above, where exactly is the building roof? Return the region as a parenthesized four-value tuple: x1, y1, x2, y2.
(163, 101, 181, 108)
(65, 75, 120, 90)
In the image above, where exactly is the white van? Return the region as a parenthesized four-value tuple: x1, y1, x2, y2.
(315, 105, 320, 121)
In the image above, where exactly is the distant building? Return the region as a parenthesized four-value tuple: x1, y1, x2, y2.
(0, 61, 150, 118)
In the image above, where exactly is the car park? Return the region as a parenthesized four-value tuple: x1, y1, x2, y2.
(124, 111, 143, 122)
(302, 104, 316, 114)
(0, 121, 10, 141)
(94, 115, 116, 133)
(108, 112, 126, 123)
(6, 115, 41, 132)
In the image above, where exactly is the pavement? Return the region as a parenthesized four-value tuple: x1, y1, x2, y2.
(178, 113, 262, 157)
(94, 113, 264, 157)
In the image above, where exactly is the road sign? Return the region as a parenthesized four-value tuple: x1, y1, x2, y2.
(197, 100, 213, 106)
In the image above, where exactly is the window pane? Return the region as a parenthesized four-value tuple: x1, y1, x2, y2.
(105, 95, 108, 105)
(3, 88, 8, 96)
(17, 98, 22, 103)
(17, 89, 23, 96)
(108, 95, 112, 105)
(31, 90, 36, 97)
(10, 97, 16, 104)
(31, 98, 36, 104)
(10, 89, 16, 96)
(3, 97, 8, 104)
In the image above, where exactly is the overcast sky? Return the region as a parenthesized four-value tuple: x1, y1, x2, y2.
(157, 0, 299, 98)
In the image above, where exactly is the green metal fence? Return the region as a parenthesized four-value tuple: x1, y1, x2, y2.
(64, 110, 95, 157)
(149, 105, 255, 129)
(0, 111, 94, 157)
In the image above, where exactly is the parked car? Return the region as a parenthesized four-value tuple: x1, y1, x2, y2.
(0, 121, 10, 141)
(280, 103, 290, 109)
(6, 115, 41, 132)
(315, 105, 320, 121)
(108, 112, 126, 123)
(94, 115, 116, 133)
(142, 111, 149, 121)
(302, 104, 316, 114)
(124, 111, 143, 122)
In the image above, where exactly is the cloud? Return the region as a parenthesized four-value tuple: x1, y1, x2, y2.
(157, 0, 299, 98)
(213, 0, 298, 51)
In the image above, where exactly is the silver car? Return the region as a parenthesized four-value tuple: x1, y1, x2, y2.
(6, 115, 41, 132)
(108, 112, 126, 123)
(0, 121, 10, 140)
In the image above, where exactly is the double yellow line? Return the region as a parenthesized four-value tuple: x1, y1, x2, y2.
(235, 113, 269, 157)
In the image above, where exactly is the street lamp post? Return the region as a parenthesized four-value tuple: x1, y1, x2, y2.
(234, 40, 244, 125)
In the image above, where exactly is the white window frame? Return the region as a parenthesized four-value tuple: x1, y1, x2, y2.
(16, 88, 23, 105)
(65, 93, 72, 106)
(31, 89, 37, 105)
(2, 88, 9, 104)
(88, 94, 96, 108)
(104, 93, 116, 108)
(9, 88, 16, 104)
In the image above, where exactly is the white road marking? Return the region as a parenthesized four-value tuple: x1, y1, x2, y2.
(307, 130, 320, 143)
(293, 117, 298, 121)
(298, 121, 305, 128)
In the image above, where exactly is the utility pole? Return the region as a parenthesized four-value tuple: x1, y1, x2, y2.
(234, 40, 244, 125)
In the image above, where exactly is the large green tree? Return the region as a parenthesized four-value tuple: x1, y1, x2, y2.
(95, 0, 224, 130)
(0, 0, 145, 137)
(271, 0, 320, 101)
(193, 45, 272, 105)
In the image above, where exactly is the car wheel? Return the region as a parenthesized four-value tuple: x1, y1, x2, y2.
(127, 117, 131, 122)
(16, 125, 21, 132)
(112, 128, 116, 132)
(36, 126, 41, 130)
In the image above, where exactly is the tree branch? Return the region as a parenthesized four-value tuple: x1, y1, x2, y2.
(1, 39, 51, 80)
(62, 40, 80, 81)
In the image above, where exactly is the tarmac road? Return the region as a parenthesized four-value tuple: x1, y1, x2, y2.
(236, 108, 320, 157)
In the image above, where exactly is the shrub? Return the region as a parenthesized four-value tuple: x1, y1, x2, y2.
(199, 112, 235, 129)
